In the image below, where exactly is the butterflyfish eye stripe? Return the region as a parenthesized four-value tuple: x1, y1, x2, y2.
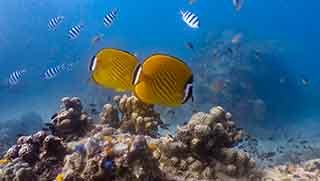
(132, 64, 142, 85)
(89, 56, 97, 71)
(182, 75, 194, 103)
(182, 83, 193, 103)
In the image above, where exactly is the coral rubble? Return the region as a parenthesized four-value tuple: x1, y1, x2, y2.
(0, 95, 262, 181)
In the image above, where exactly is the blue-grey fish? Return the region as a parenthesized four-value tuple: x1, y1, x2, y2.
(180, 10, 200, 29)
(8, 69, 27, 86)
(43, 63, 74, 80)
(91, 33, 104, 46)
(186, 41, 195, 51)
(103, 9, 118, 27)
(232, 0, 244, 11)
(68, 24, 83, 40)
(301, 78, 309, 86)
(188, 0, 196, 5)
(48, 16, 64, 30)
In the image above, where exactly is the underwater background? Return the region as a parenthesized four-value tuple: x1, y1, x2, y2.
(1, 0, 320, 168)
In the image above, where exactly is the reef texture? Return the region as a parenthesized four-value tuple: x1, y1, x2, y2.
(0, 112, 43, 155)
(49, 97, 94, 141)
(0, 95, 262, 181)
(262, 159, 320, 181)
(100, 95, 166, 137)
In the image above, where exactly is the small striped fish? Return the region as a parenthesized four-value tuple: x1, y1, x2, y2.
(232, 0, 244, 11)
(180, 10, 200, 29)
(68, 24, 83, 40)
(8, 69, 27, 86)
(103, 9, 118, 27)
(48, 16, 64, 30)
(43, 63, 72, 80)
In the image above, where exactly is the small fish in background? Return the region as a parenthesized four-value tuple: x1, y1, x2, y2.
(8, 69, 27, 86)
(180, 10, 200, 29)
(186, 41, 195, 51)
(231, 33, 243, 44)
(89, 103, 97, 107)
(226, 47, 233, 55)
(90, 107, 99, 115)
(279, 76, 288, 84)
(43, 62, 75, 80)
(253, 49, 263, 61)
(91, 33, 104, 46)
(287, 137, 294, 143)
(232, 0, 244, 11)
(103, 9, 118, 27)
(267, 136, 274, 141)
(43, 64, 65, 80)
(300, 77, 309, 86)
(48, 16, 64, 31)
(211, 79, 226, 93)
(68, 24, 84, 40)
(188, 0, 197, 5)
(300, 140, 308, 144)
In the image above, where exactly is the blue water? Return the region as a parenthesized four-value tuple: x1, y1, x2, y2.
(0, 0, 319, 139)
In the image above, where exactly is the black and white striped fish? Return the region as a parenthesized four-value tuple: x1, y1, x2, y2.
(48, 16, 64, 30)
(43, 63, 73, 80)
(8, 69, 27, 86)
(232, 0, 244, 11)
(180, 10, 200, 29)
(103, 9, 118, 27)
(68, 24, 83, 40)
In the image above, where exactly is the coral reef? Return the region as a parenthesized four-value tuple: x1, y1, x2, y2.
(158, 106, 256, 180)
(263, 159, 320, 180)
(0, 112, 43, 155)
(0, 130, 66, 180)
(49, 97, 94, 141)
(0, 95, 262, 180)
(99, 95, 166, 137)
